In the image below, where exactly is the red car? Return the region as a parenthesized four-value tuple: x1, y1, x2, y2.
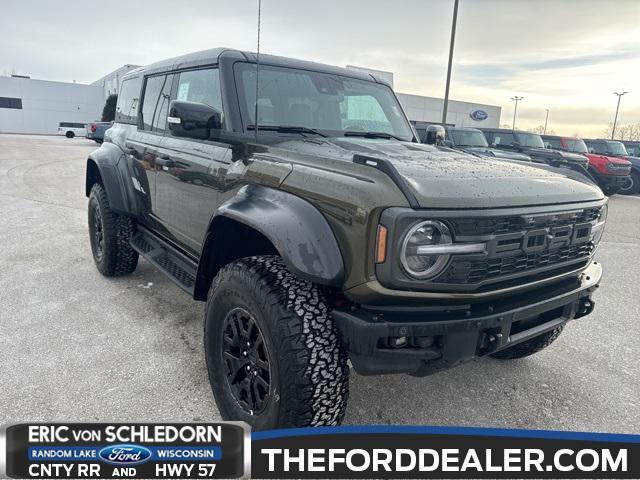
(542, 135, 631, 195)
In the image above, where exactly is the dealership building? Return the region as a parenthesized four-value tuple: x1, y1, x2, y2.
(0, 64, 500, 135)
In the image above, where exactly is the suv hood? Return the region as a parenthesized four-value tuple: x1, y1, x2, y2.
(523, 147, 588, 163)
(586, 153, 631, 165)
(463, 146, 531, 161)
(272, 137, 603, 209)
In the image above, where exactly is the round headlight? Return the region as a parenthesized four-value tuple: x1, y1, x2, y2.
(400, 220, 452, 279)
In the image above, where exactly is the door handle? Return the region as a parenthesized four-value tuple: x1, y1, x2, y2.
(156, 157, 175, 170)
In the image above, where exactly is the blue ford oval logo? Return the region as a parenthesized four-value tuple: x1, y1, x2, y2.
(98, 444, 152, 466)
(470, 110, 488, 121)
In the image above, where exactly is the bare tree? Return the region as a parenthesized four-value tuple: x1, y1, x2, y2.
(529, 125, 555, 135)
(605, 122, 640, 141)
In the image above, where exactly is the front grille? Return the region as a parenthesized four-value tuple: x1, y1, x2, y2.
(440, 242, 594, 284)
(449, 206, 602, 236)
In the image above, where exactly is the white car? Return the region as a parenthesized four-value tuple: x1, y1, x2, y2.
(57, 122, 87, 138)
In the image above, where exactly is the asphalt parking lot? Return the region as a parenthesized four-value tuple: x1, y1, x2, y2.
(1, 134, 638, 433)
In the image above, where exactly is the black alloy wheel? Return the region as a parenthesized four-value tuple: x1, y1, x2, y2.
(221, 307, 271, 415)
(90, 205, 105, 262)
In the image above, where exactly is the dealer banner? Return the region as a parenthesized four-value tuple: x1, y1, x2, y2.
(0, 423, 249, 479)
(2, 423, 640, 479)
(251, 426, 640, 479)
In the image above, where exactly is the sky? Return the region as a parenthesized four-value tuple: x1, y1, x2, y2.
(1, 0, 639, 137)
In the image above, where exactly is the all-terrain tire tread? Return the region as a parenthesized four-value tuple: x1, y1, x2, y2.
(89, 183, 138, 277)
(206, 255, 349, 427)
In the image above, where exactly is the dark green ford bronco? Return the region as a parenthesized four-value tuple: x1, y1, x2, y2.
(86, 48, 605, 430)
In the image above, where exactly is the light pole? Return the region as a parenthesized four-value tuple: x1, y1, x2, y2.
(611, 91, 628, 140)
(441, 0, 459, 125)
(543, 109, 549, 134)
(510, 96, 524, 129)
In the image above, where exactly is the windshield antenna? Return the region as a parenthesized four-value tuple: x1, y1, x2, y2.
(254, 0, 262, 140)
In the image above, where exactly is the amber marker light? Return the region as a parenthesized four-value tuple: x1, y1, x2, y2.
(375, 225, 388, 263)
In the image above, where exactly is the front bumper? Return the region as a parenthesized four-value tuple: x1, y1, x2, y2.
(333, 262, 601, 376)
(594, 172, 630, 188)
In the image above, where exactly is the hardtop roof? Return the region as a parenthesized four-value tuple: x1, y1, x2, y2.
(121, 47, 382, 84)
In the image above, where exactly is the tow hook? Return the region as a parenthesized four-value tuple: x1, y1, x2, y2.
(575, 297, 595, 319)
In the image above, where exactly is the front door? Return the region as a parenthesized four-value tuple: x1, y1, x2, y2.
(154, 67, 232, 256)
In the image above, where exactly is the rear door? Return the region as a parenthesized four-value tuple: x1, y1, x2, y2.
(154, 67, 231, 256)
(123, 73, 174, 223)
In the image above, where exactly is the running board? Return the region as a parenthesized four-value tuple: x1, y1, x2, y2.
(130, 227, 197, 295)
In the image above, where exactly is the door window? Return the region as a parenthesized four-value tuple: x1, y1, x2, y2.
(175, 68, 224, 127)
(115, 77, 142, 124)
(141, 75, 173, 132)
(493, 133, 515, 145)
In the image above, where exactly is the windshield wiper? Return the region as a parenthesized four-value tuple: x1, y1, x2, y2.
(343, 131, 405, 141)
(247, 125, 327, 137)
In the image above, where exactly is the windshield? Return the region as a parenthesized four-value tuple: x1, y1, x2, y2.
(449, 129, 488, 147)
(606, 141, 628, 156)
(566, 139, 588, 153)
(235, 63, 413, 141)
(515, 132, 545, 148)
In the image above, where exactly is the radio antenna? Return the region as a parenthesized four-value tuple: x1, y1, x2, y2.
(253, 0, 262, 140)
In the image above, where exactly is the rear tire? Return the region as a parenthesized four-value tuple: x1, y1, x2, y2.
(620, 171, 639, 195)
(88, 183, 138, 277)
(204, 255, 349, 430)
(490, 326, 563, 360)
(65, 131, 74, 138)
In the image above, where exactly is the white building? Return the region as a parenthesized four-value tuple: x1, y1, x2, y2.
(397, 92, 501, 128)
(0, 76, 104, 135)
(91, 64, 141, 99)
(0, 62, 500, 136)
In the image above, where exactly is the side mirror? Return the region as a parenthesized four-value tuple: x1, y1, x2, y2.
(510, 141, 521, 148)
(168, 100, 222, 140)
(425, 125, 446, 145)
(442, 139, 454, 147)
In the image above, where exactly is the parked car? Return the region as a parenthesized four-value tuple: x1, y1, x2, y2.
(621, 141, 640, 157)
(86, 48, 605, 430)
(434, 126, 532, 161)
(584, 139, 639, 195)
(542, 135, 631, 196)
(479, 128, 590, 175)
(87, 122, 112, 144)
(57, 122, 86, 138)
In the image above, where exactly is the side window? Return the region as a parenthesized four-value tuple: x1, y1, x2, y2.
(493, 133, 515, 145)
(175, 68, 224, 126)
(590, 142, 606, 154)
(546, 138, 562, 149)
(115, 77, 142, 124)
(141, 75, 172, 132)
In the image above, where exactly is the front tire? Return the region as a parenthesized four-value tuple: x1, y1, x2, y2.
(620, 172, 639, 195)
(490, 326, 563, 359)
(88, 183, 138, 276)
(65, 131, 74, 138)
(204, 256, 349, 430)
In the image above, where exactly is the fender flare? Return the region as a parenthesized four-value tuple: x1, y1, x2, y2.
(196, 184, 345, 295)
(85, 142, 137, 215)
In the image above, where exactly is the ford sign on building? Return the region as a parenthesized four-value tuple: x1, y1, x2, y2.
(470, 109, 489, 121)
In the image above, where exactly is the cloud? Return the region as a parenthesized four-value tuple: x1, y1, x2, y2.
(1, 0, 639, 137)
